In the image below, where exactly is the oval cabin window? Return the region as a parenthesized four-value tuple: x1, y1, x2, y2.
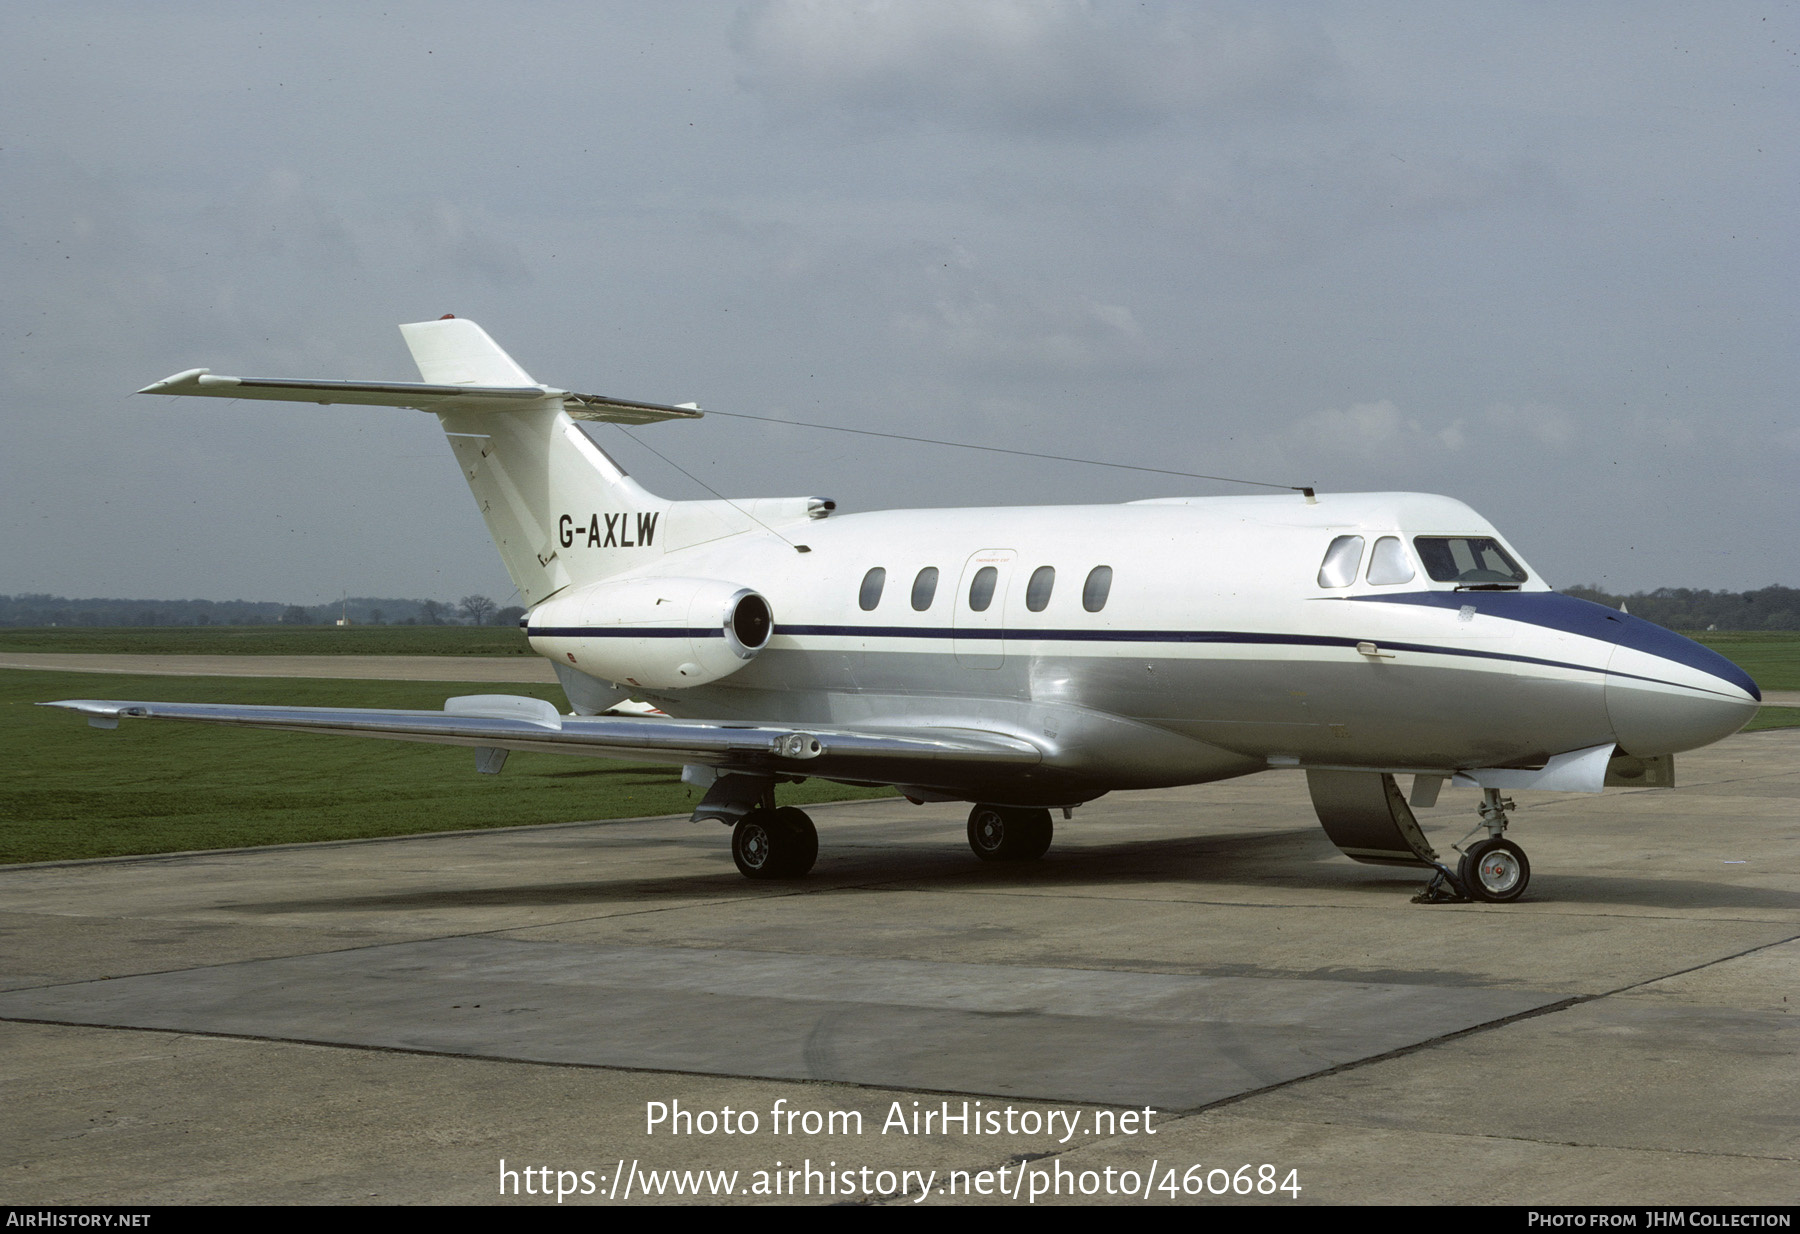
(911, 567, 939, 611)
(859, 567, 886, 611)
(968, 566, 998, 612)
(1083, 566, 1113, 612)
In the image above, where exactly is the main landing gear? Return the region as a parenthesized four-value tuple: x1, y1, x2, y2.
(966, 804, 1054, 862)
(731, 806, 819, 880)
(690, 773, 818, 880)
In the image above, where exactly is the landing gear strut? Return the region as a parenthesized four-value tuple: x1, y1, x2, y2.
(732, 806, 818, 879)
(1457, 789, 1529, 902)
(1418, 788, 1532, 904)
(966, 804, 1054, 862)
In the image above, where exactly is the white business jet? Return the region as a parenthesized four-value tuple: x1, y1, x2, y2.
(50, 318, 1761, 902)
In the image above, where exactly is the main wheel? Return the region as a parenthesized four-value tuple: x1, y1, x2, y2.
(732, 807, 817, 879)
(768, 806, 818, 877)
(966, 805, 1054, 862)
(1458, 837, 1530, 902)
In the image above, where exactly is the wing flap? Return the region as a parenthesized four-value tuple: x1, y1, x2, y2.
(43, 698, 1042, 778)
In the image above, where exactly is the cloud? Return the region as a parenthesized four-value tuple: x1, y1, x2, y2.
(1486, 401, 1575, 448)
(894, 282, 1154, 375)
(407, 202, 532, 290)
(731, 0, 1337, 135)
(230, 168, 361, 269)
(1285, 399, 1411, 460)
(1148, 145, 1555, 262)
(1286, 399, 1579, 461)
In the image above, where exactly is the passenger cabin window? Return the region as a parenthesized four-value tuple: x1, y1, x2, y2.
(1025, 566, 1055, 612)
(1413, 537, 1528, 587)
(1317, 536, 1364, 588)
(1367, 536, 1416, 585)
(968, 566, 998, 612)
(911, 567, 939, 611)
(859, 567, 886, 611)
(1083, 565, 1113, 612)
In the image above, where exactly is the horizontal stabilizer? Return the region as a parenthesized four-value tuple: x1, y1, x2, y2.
(137, 369, 703, 425)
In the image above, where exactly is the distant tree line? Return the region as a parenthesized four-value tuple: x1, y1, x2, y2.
(1562, 585, 1800, 631)
(0, 594, 526, 628)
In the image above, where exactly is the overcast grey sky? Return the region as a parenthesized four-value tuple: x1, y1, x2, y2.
(3, 2, 1793, 606)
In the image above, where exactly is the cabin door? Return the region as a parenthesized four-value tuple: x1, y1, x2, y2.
(952, 549, 1015, 668)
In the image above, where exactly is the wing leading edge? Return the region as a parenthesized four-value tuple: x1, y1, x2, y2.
(42, 696, 1043, 783)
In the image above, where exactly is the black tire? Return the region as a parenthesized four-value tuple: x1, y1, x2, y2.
(1458, 838, 1530, 903)
(967, 805, 1054, 862)
(769, 806, 818, 877)
(732, 807, 817, 879)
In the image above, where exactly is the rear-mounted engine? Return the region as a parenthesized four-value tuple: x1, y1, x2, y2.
(527, 576, 774, 689)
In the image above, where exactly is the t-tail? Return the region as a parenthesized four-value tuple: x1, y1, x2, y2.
(400, 318, 672, 603)
(136, 317, 831, 608)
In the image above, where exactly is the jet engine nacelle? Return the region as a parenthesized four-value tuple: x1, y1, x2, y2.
(528, 576, 773, 690)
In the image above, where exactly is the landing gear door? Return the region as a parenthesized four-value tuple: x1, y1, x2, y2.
(953, 549, 1015, 668)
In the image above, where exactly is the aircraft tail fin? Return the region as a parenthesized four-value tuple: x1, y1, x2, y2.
(398, 316, 537, 386)
(135, 318, 727, 608)
(401, 319, 671, 606)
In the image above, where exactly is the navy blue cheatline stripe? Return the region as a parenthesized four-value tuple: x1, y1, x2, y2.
(531, 627, 723, 639)
(1344, 591, 1760, 701)
(528, 624, 1747, 699)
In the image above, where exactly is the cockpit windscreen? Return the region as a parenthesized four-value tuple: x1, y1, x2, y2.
(1413, 537, 1528, 587)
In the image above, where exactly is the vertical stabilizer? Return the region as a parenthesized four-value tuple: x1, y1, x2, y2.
(399, 319, 668, 606)
(399, 317, 537, 386)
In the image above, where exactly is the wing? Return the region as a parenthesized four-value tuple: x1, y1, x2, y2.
(137, 369, 704, 426)
(43, 694, 1042, 783)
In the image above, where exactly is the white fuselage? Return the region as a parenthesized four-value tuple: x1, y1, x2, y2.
(527, 490, 1759, 806)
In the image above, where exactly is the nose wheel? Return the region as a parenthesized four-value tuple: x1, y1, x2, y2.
(1459, 837, 1530, 902)
(1414, 787, 1532, 904)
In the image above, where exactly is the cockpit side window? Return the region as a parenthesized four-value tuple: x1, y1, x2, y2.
(1366, 536, 1416, 586)
(1317, 536, 1365, 588)
(1413, 537, 1528, 586)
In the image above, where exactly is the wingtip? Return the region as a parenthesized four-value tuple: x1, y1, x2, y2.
(138, 368, 211, 395)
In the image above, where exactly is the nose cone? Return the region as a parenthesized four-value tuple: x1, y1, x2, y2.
(1605, 625, 1760, 755)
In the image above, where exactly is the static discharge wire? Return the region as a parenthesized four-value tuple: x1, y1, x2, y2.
(613, 424, 807, 552)
(621, 406, 1316, 506)
(701, 407, 1314, 496)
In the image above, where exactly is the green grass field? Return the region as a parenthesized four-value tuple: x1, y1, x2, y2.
(1687, 631, 1800, 692)
(3, 670, 893, 865)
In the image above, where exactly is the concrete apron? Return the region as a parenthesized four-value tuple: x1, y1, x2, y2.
(2, 729, 1795, 1205)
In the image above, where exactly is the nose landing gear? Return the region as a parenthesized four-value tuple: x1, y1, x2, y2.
(1459, 836, 1530, 902)
(1461, 788, 1530, 902)
(1415, 787, 1532, 904)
